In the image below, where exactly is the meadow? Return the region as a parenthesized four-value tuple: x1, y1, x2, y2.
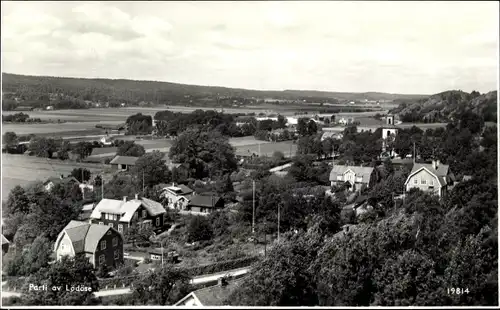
(1, 154, 105, 199)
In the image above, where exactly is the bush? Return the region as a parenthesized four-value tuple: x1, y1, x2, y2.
(187, 216, 213, 243)
(182, 256, 260, 277)
(143, 257, 152, 264)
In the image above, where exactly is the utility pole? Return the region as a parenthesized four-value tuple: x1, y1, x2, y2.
(142, 170, 145, 194)
(264, 220, 267, 257)
(101, 176, 104, 200)
(413, 142, 416, 163)
(161, 240, 164, 267)
(252, 180, 255, 235)
(81, 169, 85, 199)
(277, 203, 280, 243)
(258, 143, 261, 157)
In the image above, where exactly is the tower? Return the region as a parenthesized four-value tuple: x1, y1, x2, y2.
(386, 114, 394, 126)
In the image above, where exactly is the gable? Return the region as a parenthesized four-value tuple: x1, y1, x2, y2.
(405, 167, 442, 186)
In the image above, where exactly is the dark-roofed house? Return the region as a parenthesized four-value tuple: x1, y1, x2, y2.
(54, 220, 124, 269)
(175, 277, 245, 306)
(404, 159, 456, 199)
(89, 194, 166, 235)
(110, 155, 139, 171)
(43, 175, 80, 192)
(329, 165, 378, 191)
(187, 194, 224, 214)
(2, 234, 10, 254)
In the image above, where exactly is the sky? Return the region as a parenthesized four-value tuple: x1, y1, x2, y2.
(1, 1, 498, 94)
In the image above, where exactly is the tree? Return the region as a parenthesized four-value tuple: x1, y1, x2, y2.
(372, 250, 445, 306)
(71, 168, 91, 183)
(133, 151, 171, 188)
(187, 216, 213, 242)
(117, 141, 146, 157)
(169, 128, 237, 179)
(104, 174, 139, 199)
(28, 137, 59, 158)
(277, 115, 287, 128)
(5, 185, 30, 215)
(5, 235, 54, 276)
(297, 118, 309, 136)
(3, 131, 18, 148)
(132, 266, 191, 305)
(126, 223, 154, 245)
(227, 230, 321, 306)
(21, 255, 99, 306)
(209, 211, 230, 237)
(307, 120, 318, 135)
(72, 141, 94, 159)
(272, 151, 285, 160)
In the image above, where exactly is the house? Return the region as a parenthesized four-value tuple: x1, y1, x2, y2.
(162, 184, 194, 210)
(44, 175, 80, 192)
(54, 220, 124, 269)
(2, 234, 10, 254)
(175, 277, 245, 306)
(14, 106, 34, 111)
(89, 195, 166, 235)
(110, 155, 139, 171)
(404, 160, 456, 199)
(46, 105, 54, 110)
(329, 165, 377, 191)
(186, 194, 224, 214)
(78, 202, 97, 221)
(338, 117, 354, 125)
(100, 136, 114, 146)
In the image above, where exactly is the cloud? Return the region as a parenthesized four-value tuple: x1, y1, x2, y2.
(1, 1, 498, 94)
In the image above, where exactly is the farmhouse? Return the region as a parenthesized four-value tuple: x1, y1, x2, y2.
(43, 175, 80, 192)
(110, 155, 139, 171)
(89, 195, 166, 235)
(329, 165, 378, 191)
(54, 220, 124, 269)
(186, 194, 224, 214)
(175, 277, 245, 306)
(404, 160, 456, 199)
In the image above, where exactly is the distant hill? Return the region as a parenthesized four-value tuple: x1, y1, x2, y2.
(2, 73, 428, 106)
(390, 90, 498, 123)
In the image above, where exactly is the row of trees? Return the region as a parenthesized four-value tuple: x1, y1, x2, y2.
(2, 112, 42, 123)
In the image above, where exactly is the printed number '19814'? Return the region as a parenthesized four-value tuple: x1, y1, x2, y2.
(448, 288, 470, 295)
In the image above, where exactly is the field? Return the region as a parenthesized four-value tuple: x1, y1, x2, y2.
(1, 154, 105, 199)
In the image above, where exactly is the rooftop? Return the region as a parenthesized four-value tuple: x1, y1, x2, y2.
(189, 195, 222, 208)
(110, 155, 139, 166)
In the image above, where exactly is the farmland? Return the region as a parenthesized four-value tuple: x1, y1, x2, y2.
(1, 137, 296, 199)
(1, 154, 106, 198)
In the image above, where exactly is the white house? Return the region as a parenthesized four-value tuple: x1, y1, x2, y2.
(404, 160, 456, 199)
(161, 184, 194, 210)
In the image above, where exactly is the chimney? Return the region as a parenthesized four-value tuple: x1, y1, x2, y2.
(60, 174, 64, 179)
(432, 159, 439, 170)
(123, 196, 127, 202)
(135, 193, 139, 200)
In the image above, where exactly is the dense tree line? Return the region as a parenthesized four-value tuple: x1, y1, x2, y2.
(126, 113, 153, 135)
(2, 112, 42, 123)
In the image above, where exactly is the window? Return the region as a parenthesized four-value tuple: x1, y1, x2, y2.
(61, 244, 66, 251)
(108, 223, 114, 228)
(114, 250, 119, 260)
(156, 217, 160, 227)
(101, 240, 106, 250)
(413, 178, 418, 185)
(421, 179, 426, 185)
(99, 255, 105, 265)
(107, 231, 111, 235)
(99, 222, 104, 225)
(118, 224, 123, 233)
(430, 179, 434, 186)
(113, 237, 118, 247)
(142, 210, 147, 218)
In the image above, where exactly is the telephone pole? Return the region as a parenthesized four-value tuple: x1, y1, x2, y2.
(252, 180, 255, 235)
(142, 170, 145, 194)
(277, 203, 280, 243)
(101, 176, 104, 200)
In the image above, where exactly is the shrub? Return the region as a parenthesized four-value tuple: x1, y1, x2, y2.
(187, 216, 213, 243)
